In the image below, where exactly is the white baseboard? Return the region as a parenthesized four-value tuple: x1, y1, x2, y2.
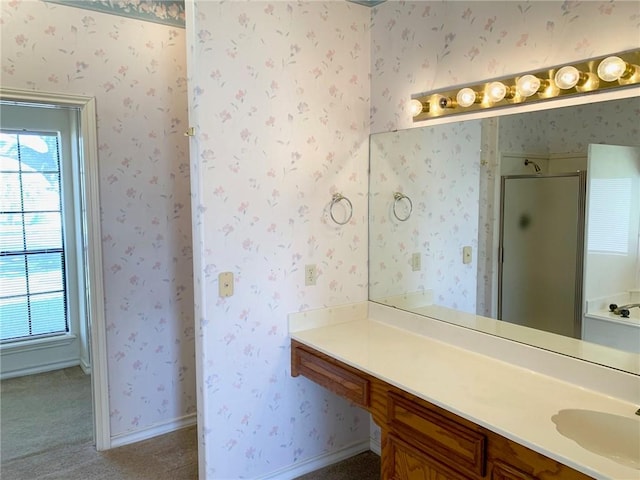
(0, 359, 80, 380)
(370, 416, 382, 455)
(1, 334, 81, 380)
(80, 357, 92, 375)
(370, 436, 381, 455)
(110, 413, 197, 449)
(256, 439, 371, 480)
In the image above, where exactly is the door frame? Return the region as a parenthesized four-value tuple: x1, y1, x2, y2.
(0, 87, 110, 450)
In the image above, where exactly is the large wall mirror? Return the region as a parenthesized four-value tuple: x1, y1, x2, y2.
(369, 95, 640, 375)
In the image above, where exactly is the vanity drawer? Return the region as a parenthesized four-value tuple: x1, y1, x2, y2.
(291, 341, 370, 408)
(387, 392, 486, 478)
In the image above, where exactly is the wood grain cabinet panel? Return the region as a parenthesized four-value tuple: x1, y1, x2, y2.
(491, 461, 536, 480)
(291, 340, 370, 408)
(387, 392, 487, 478)
(386, 434, 473, 480)
(487, 435, 592, 480)
(290, 340, 593, 480)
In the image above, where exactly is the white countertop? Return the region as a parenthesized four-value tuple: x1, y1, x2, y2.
(290, 303, 640, 480)
(375, 297, 640, 375)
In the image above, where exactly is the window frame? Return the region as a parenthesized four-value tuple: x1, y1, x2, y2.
(0, 128, 71, 342)
(0, 87, 110, 450)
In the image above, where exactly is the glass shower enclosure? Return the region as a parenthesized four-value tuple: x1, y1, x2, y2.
(498, 172, 587, 338)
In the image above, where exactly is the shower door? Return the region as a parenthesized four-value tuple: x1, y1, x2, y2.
(498, 173, 586, 338)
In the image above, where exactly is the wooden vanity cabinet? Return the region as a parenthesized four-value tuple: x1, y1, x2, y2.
(291, 340, 593, 480)
(385, 432, 473, 480)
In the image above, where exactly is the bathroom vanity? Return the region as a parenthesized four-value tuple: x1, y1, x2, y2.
(292, 340, 587, 479)
(289, 302, 640, 480)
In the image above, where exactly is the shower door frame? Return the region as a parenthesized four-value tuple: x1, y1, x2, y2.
(497, 171, 587, 339)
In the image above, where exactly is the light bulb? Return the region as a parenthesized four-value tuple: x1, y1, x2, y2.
(409, 99, 428, 117)
(597, 55, 639, 84)
(456, 88, 477, 107)
(597, 56, 627, 82)
(487, 82, 508, 102)
(555, 66, 582, 89)
(516, 75, 541, 97)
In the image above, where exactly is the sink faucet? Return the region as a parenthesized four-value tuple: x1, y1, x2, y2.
(609, 303, 640, 318)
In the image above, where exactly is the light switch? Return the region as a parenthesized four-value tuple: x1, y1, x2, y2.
(463, 246, 472, 264)
(411, 252, 421, 271)
(219, 272, 234, 297)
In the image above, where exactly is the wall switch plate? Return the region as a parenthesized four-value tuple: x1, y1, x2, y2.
(463, 246, 472, 265)
(219, 272, 234, 297)
(411, 252, 421, 271)
(305, 264, 317, 286)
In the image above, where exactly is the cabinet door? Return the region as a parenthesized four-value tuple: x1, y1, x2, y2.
(387, 392, 486, 478)
(385, 434, 472, 480)
(492, 461, 536, 480)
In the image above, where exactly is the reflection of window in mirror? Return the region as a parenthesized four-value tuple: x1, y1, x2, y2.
(587, 178, 631, 255)
(369, 97, 640, 372)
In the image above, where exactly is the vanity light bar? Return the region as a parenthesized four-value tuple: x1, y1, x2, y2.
(410, 49, 640, 121)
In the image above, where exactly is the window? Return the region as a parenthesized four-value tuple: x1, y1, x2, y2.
(0, 131, 69, 341)
(587, 177, 631, 255)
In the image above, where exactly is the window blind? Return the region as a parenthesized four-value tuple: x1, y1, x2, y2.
(0, 131, 68, 342)
(587, 177, 631, 255)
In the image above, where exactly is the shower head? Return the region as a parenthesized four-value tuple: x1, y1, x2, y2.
(524, 159, 542, 173)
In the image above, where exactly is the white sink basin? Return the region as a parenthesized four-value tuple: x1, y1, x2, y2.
(552, 409, 640, 470)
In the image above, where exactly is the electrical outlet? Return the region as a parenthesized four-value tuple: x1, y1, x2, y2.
(305, 264, 317, 286)
(411, 252, 421, 271)
(219, 272, 234, 297)
(463, 246, 472, 265)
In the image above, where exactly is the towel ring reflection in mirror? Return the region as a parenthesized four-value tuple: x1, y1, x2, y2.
(393, 192, 413, 222)
(329, 193, 353, 225)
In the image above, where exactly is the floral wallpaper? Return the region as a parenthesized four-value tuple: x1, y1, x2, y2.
(4, 0, 636, 477)
(0, 1, 195, 439)
(371, 1, 640, 133)
(368, 0, 640, 457)
(499, 99, 640, 155)
(44, 0, 185, 27)
(369, 121, 481, 312)
(186, 1, 371, 478)
(186, 1, 639, 477)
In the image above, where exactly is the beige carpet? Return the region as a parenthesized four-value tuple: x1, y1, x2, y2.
(1, 367, 198, 479)
(1, 366, 93, 463)
(1, 425, 198, 480)
(295, 451, 380, 479)
(0, 367, 377, 479)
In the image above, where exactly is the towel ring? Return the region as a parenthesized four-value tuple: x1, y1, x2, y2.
(329, 193, 353, 225)
(393, 192, 412, 222)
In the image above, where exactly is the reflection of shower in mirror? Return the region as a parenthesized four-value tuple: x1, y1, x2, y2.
(524, 158, 542, 173)
(368, 96, 640, 375)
